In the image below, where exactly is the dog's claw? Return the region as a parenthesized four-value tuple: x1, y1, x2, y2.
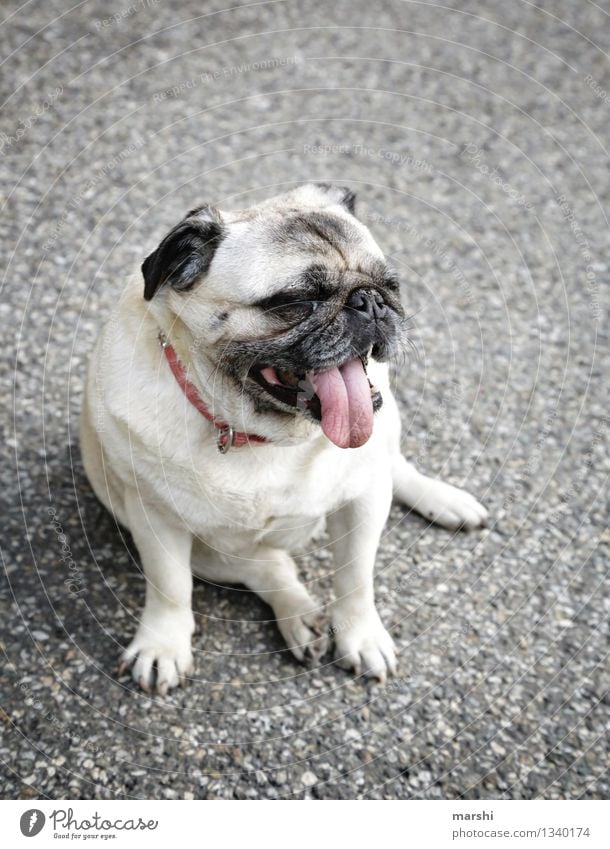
(137, 675, 151, 694)
(279, 606, 329, 667)
(302, 638, 328, 667)
(117, 660, 130, 677)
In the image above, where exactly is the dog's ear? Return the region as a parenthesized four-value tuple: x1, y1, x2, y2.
(285, 183, 357, 216)
(311, 183, 357, 215)
(142, 205, 224, 301)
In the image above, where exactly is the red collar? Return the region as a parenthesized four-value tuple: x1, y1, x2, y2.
(159, 332, 268, 453)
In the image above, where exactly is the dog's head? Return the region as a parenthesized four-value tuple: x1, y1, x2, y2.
(142, 184, 405, 448)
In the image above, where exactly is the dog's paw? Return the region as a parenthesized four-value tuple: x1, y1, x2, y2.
(413, 479, 488, 530)
(332, 610, 396, 683)
(276, 604, 329, 665)
(118, 608, 195, 695)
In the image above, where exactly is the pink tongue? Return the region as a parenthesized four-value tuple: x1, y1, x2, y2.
(313, 358, 374, 448)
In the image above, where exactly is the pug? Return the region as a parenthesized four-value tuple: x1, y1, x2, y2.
(80, 183, 488, 695)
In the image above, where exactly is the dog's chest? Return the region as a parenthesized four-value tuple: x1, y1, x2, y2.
(171, 438, 373, 537)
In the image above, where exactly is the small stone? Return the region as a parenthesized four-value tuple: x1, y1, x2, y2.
(301, 771, 317, 787)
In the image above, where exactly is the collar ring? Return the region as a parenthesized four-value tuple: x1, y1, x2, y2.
(216, 424, 234, 454)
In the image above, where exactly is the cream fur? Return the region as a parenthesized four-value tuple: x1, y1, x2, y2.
(81, 188, 488, 694)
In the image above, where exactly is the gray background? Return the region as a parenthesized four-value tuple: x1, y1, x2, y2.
(1, 0, 608, 800)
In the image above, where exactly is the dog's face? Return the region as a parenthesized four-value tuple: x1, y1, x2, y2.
(142, 184, 405, 448)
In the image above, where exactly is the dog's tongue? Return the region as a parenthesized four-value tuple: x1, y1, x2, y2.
(313, 358, 373, 448)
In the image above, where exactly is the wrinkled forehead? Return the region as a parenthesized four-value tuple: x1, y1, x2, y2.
(210, 209, 387, 301)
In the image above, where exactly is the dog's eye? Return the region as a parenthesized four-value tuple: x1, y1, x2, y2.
(257, 292, 321, 316)
(382, 272, 400, 293)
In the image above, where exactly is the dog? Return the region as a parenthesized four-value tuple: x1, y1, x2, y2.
(80, 183, 488, 694)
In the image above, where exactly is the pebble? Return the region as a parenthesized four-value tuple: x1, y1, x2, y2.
(301, 772, 318, 788)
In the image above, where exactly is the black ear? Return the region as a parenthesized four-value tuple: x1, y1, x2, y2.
(313, 183, 357, 215)
(142, 205, 224, 301)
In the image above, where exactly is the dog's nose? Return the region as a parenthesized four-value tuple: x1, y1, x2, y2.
(346, 288, 387, 320)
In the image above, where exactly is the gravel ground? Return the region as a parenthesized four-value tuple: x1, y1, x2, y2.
(1, 0, 608, 800)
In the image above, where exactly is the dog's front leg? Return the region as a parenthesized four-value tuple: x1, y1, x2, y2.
(327, 470, 396, 682)
(118, 489, 195, 695)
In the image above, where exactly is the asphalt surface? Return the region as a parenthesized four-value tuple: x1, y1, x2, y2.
(1, 0, 608, 800)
